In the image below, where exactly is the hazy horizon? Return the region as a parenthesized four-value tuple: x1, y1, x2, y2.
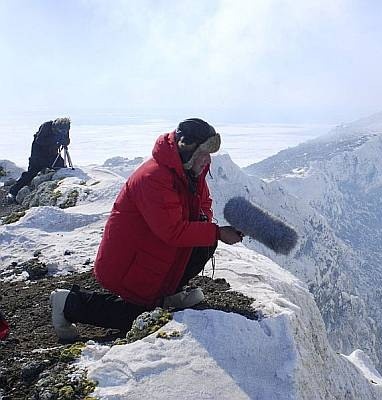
(0, 119, 330, 169)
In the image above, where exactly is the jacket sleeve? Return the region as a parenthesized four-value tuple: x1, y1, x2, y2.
(133, 170, 218, 247)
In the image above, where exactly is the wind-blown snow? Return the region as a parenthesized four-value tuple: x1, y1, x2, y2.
(11, 206, 100, 232)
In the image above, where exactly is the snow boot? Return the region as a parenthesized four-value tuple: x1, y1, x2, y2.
(50, 289, 79, 341)
(163, 286, 204, 309)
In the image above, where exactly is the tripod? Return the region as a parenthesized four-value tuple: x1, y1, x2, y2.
(52, 146, 74, 170)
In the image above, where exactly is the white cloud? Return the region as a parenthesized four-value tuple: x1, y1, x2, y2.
(1, 0, 382, 122)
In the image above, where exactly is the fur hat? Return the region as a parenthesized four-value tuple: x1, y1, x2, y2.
(175, 118, 221, 170)
(176, 118, 216, 144)
(52, 117, 71, 132)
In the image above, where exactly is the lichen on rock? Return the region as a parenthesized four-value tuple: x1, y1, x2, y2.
(2, 210, 26, 224)
(126, 308, 173, 343)
(156, 330, 182, 339)
(22, 180, 59, 207)
(33, 364, 97, 400)
(59, 343, 86, 363)
(13, 169, 87, 210)
(58, 188, 79, 209)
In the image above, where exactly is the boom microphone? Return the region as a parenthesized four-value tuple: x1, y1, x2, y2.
(223, 196, 298, 255)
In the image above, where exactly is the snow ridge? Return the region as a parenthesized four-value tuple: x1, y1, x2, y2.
(241, 113, 382, 372)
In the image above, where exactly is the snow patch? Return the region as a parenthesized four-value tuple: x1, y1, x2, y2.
(6, 206, 100, 232)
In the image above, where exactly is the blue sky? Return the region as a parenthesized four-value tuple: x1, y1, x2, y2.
(1, 0, 381, 123)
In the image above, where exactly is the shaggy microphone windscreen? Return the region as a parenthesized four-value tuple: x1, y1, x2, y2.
(223, 196, 298, 255)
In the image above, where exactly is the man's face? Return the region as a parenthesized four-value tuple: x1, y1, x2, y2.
(191, 151, 211, 176)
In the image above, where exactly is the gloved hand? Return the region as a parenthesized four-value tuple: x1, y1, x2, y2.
(218, 226, 243, 245)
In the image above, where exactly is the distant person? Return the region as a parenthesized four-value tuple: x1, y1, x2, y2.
(50, 118, 243, 340)
(7, 117, 71, 202)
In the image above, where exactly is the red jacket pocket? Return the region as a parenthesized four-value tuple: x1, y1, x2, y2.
(122, 250, 172, 306)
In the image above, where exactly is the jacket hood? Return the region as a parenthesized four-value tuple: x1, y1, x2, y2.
(152, 131, 184, 174)
(152, 131, 211, 183)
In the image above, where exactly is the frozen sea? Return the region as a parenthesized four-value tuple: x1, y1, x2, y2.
(0, 115, 332, 168)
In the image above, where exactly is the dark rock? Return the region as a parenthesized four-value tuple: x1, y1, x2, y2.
(4, 178, 16, 187)
(0, 367, 8, 388)
(20, 259, 48, 280)
(21, 361, 46, 383)
(191, 275, 260, 320)
(0, 188, 26, 219)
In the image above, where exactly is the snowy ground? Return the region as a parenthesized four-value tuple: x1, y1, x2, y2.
(1, 158, 381, 399)
(0, 162, 129, 276)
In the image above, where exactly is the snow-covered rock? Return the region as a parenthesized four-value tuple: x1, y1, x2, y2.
(78, 245, 382, 399)
(102, 156, 144, 178)
(0, 159, 24, 184)
(0, 165, 124, 274)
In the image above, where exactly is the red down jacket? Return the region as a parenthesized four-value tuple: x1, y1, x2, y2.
(94, 131, 219, 306)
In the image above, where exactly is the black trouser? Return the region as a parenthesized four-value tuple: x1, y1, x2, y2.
(64, 243, 217, 332)
(9, 156, 64, 196)
(176, 243, 217, 290)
